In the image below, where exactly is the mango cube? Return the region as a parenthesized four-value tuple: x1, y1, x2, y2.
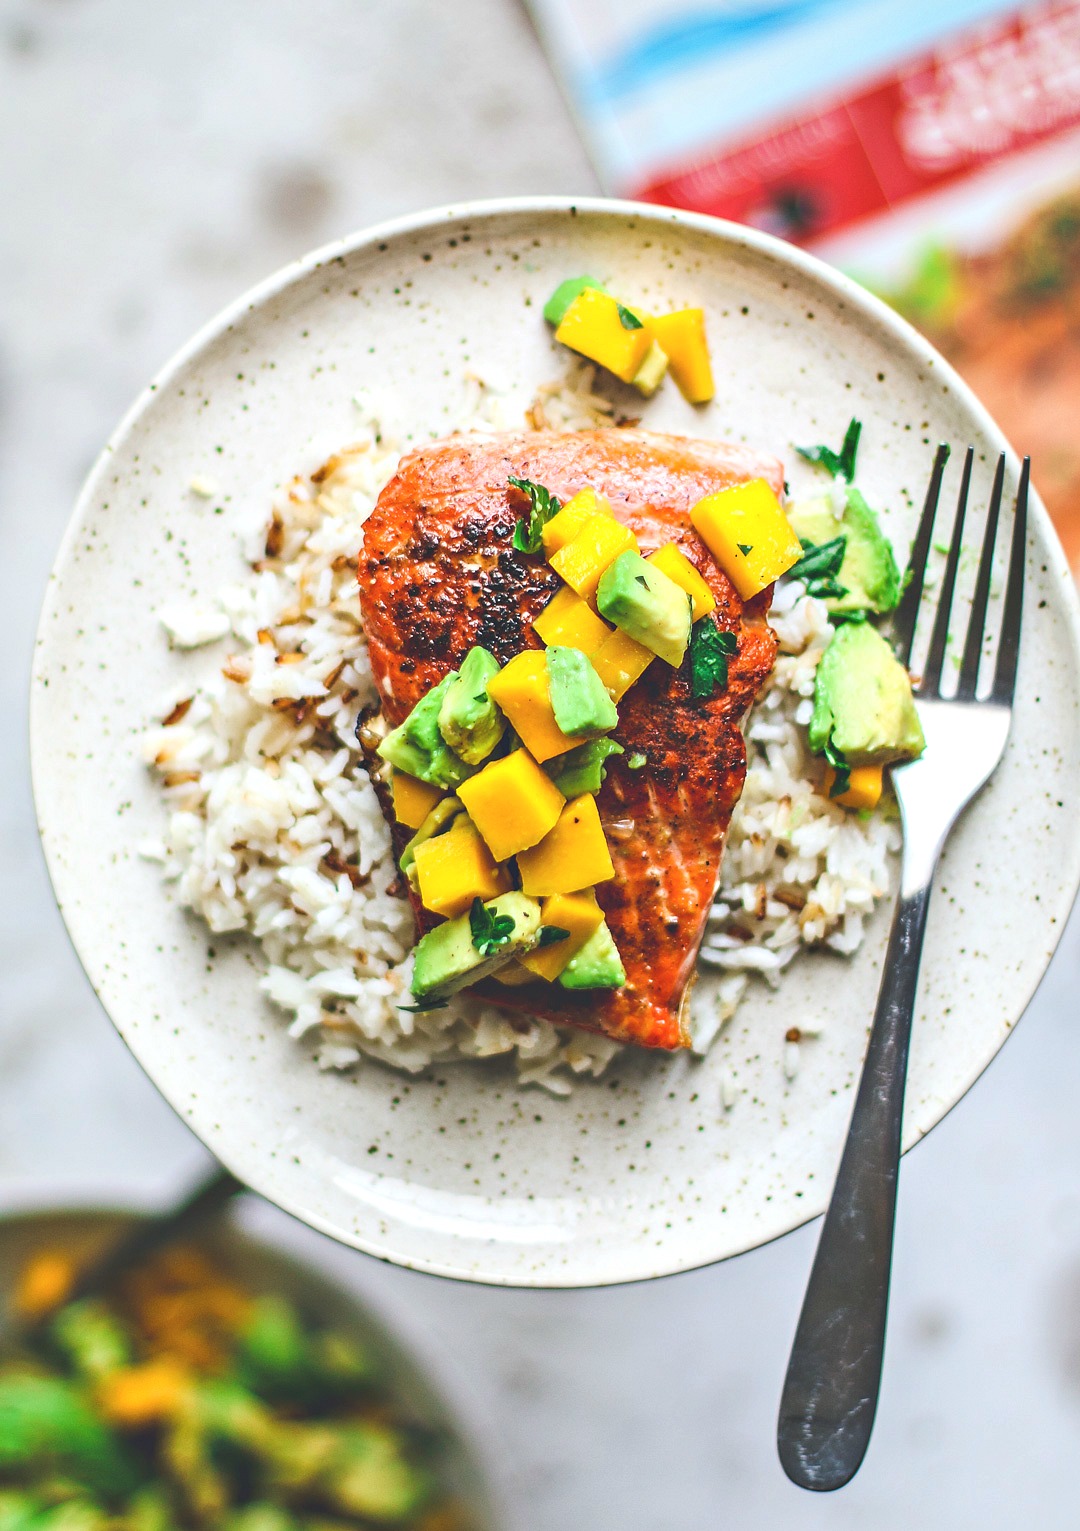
(690, 478, 802, 599)
(541, 488, 612, 556)
(390, 770, 444, 830)
(533, 586, 612, 654)
(518, 889, 605, 982)
(98, 1359, 189, 1427)
(413, 819, 511, 918)
(550, 515, 638, 602)
(646, 543, 716, 622)
(457, 747, 565, 861)
(486, 650, 580, 763)
(649, 309, 714, 403)
(554, 288, 653, 384)
(490, 960, 538, 988)
(589, 625, 655, 701)
(517, 794, 615, 897)
(824, 762, 883, 812)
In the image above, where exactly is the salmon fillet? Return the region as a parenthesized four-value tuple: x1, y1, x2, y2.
(357, 429, 781, 1050)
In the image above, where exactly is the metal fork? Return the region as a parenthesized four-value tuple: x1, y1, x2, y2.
(777, 445, 1030, 1491)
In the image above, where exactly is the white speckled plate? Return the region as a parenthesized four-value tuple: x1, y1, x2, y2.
(31, 198, 1080, 1287)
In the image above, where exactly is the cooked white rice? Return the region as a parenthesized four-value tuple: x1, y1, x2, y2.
(139, 367, 898, 1095)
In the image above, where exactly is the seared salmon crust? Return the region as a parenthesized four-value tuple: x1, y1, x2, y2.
(358, 429, 782, 1050)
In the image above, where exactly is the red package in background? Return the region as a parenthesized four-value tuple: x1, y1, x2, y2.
(528, 0, 1080, 564)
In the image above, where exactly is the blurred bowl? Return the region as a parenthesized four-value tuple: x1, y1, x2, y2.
(0, 1203, 501, 1529)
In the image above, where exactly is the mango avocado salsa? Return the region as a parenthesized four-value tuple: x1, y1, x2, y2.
(382, 467, 773, 1004)
(379, 415, 923, 1010)
(788, 417, 926, 799)
(546, 274, 714, 402)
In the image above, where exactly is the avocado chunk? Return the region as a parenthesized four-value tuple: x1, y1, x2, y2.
(319, 1423, 433, 1523)
(411, 892, 542, 1002)
(546, 646, 618, 738)
(808, 621, 925, 767)
(547, 737, 624, 796)
(377, 673, 475, 790)
(0, 1493, 40, 1531)
(631, 339, 669, 397)
(399, 797, 462, 872)
(219, 1504, 300, 1531)
(437, 646, 505, 764)
(788, 488, 902, 614)
(0, 1375, 142, 1497)
(543, 274, 607, 327)
(596, 550, 693, 667)
(558, 919, 626, 991)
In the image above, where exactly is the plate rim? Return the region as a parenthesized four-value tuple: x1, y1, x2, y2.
(30, 194, 1080, 1287)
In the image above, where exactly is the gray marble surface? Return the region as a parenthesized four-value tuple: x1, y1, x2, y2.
(3, 2, 1080, 1526)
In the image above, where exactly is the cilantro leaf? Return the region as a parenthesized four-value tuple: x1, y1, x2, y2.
(398, 996, 449, 1013)
(790, 535, 849, 602)
(838, 418, 862, 480)
(796, 443, 843, 477)
(689, 620, 738, 699)
(823, 738, 851, 798)
(806, 576, 848, 600)
(616, 303, 644, 330)
(627, 752, 647, 769)
(535, 925, 571, 949)
(509, 477, 562, 555)
(790, 534, 847, 583)
(469, 898, 517, 958)
(795, 417, 862, 481)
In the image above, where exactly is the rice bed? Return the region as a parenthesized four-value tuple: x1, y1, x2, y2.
(140, 372, 898, 1095)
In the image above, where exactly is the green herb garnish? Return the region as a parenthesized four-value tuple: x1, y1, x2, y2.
(806, 577, 848, 600)
(627, 752, 647, 769)
(795, 417, 862, 481)
(616, 303, 644, 330)
(689, 620, 739, 699)
(469, 897, 517, 958)
(790, 534, 849, 601)
(535, 926, 571, 949)
(509, 477, 562, 554)
(791, 535, 847, 582)
(823, 738, 852, 798)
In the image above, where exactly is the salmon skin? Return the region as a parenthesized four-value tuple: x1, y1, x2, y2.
(357, 429, 781, 1050)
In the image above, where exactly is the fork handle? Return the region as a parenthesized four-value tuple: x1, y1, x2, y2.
(777, 880, 932, 1491)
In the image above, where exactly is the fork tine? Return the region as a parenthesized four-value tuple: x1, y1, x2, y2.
(920, 447, 974, 696)
(991, 457, 1029, 705)
(955, 454, 1005, 700)
(893, 443, 950, 666)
